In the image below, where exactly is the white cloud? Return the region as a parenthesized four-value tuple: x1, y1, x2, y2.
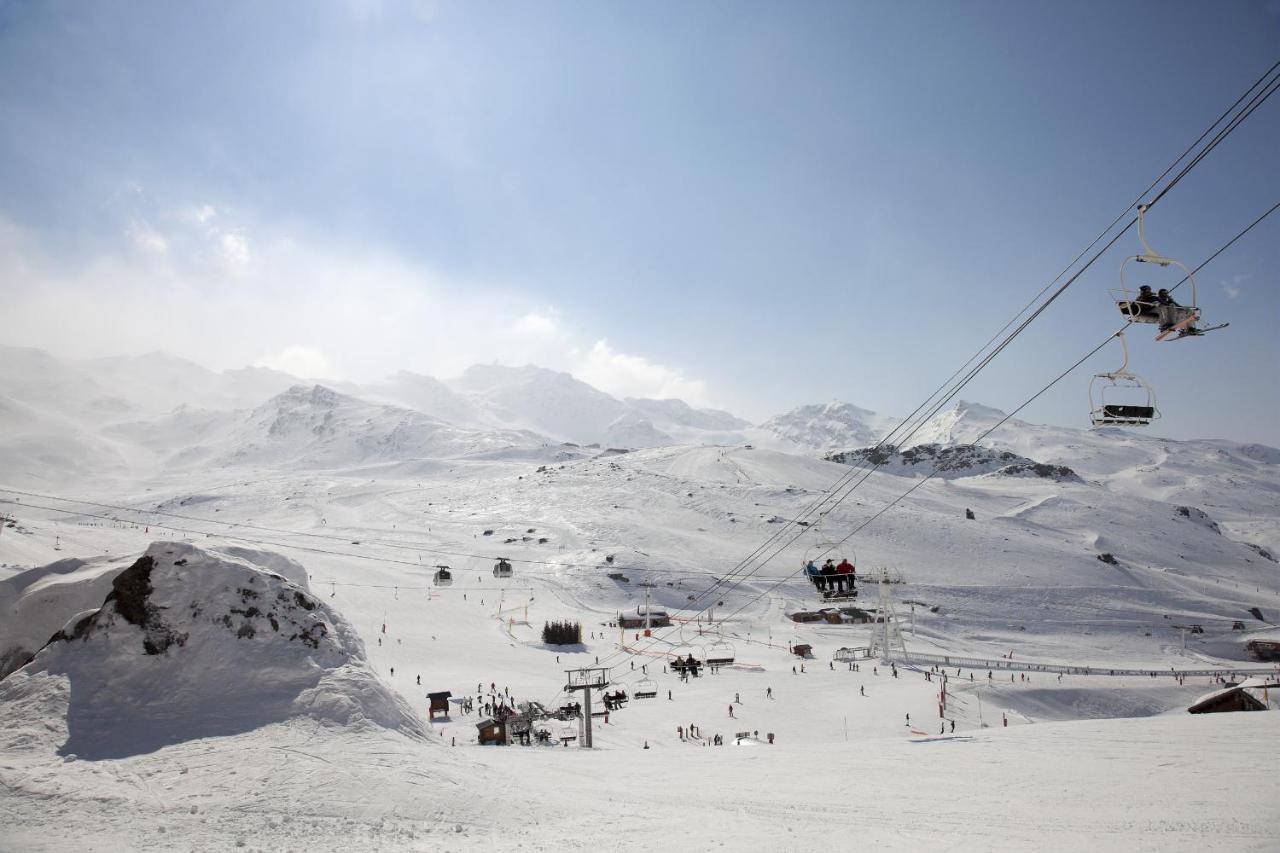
(255, 345, 339, 379)
(1223, 273, 1248, 299)
(0, 212, 718, 409)
(126, 219, 168, 254)
(219, 231, 251, 275)
(510, 311, 559, 336)
(575, 339, 709, 405)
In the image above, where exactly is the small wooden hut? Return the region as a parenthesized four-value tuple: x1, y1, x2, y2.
(476, 718, 507, 745)
(427, 691, 452, 721)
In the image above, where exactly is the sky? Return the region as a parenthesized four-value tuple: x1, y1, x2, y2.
(0, 0, 1277, 442)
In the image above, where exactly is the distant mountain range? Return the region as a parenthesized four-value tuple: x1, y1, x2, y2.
(1, 346, 1276, 508)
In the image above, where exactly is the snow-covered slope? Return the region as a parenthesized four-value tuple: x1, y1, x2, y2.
(0, 554, 134, 678)
(0, 542, 424, 758)
(365, 370, 489, 428)
(760, 401, 902, 451)
(449, 364, 632, 443)
(215, 384, 557, 468)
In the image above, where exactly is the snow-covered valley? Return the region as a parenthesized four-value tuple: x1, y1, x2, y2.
(2, 347, 1278, 851)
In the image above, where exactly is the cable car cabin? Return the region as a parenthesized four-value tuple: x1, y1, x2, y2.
(705, 642, 736, 666)
(634, 679, 658, 699)
(433, 566, 453, 586)
(493, 559, 513, 579)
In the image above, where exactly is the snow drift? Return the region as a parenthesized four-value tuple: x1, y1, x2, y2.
(0, 542, 425, 758)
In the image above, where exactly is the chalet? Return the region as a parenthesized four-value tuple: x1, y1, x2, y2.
(1188, 678, 1278, 714)
(476, 718, 507, 745)
(791, 643, 813, 658)
(1245, 638, 1280, 661)
(619, 607, 672, 629)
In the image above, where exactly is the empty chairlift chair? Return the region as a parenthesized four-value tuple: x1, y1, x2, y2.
(493, 558, 514, 579)
(705, 642, 736, 666)
(1089, 333, 1158, 427)
(634, 679, 658, 699)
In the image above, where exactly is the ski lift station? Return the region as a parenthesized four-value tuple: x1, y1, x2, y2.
(618, 607, 671, 629)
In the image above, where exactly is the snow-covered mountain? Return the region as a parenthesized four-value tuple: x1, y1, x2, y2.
(759, 401, 902, 451)
(447, 364, 632, 442)
(218, 384, 560, 468)
(363, 370, 488, 429)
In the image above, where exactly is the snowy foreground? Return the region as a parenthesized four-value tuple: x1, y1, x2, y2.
(3, 712, 1276, 852)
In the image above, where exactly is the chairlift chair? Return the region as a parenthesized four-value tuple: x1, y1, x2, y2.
(705, 642, 736, 666)
(634, 679, 658, 699)
(1089, 333, 1159, 427)
(803, 542, 859, 600)
(432, 565, 454, 587)
(1112, 204, 1223, 340)
(493, 558, 514, 579)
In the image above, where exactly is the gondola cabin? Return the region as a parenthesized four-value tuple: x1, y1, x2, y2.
(493, 559, 513, 579)
(432, 566, 453, 586)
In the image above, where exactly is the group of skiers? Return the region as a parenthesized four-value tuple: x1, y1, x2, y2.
(1131, 284, 1195, 332)
(804, 557, 857, 593)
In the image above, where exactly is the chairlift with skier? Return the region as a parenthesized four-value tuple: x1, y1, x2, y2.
(1111, 204, 1227, 341)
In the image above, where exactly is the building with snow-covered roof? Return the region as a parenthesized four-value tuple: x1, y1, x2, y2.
(1188, 678, 1279, 714)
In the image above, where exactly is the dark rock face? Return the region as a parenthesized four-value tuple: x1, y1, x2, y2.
(102, 555, 189, 655)
(107, 555, 155, 629)
(827, 443, 1078, 481)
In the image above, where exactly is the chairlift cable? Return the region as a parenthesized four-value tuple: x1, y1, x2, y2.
(600, 59, 1280, 641)
(590, 194, 1280, 674)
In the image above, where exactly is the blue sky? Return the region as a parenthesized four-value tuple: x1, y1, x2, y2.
(1, 0, 1277, 442)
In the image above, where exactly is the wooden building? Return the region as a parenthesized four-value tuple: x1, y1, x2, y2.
(619, 607, 672, 629)
(1188, 679, 1277, 714)
(427, 691, 452, 721)
(1245, 638, 1280, 661)
(476, 718, 507, 745)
